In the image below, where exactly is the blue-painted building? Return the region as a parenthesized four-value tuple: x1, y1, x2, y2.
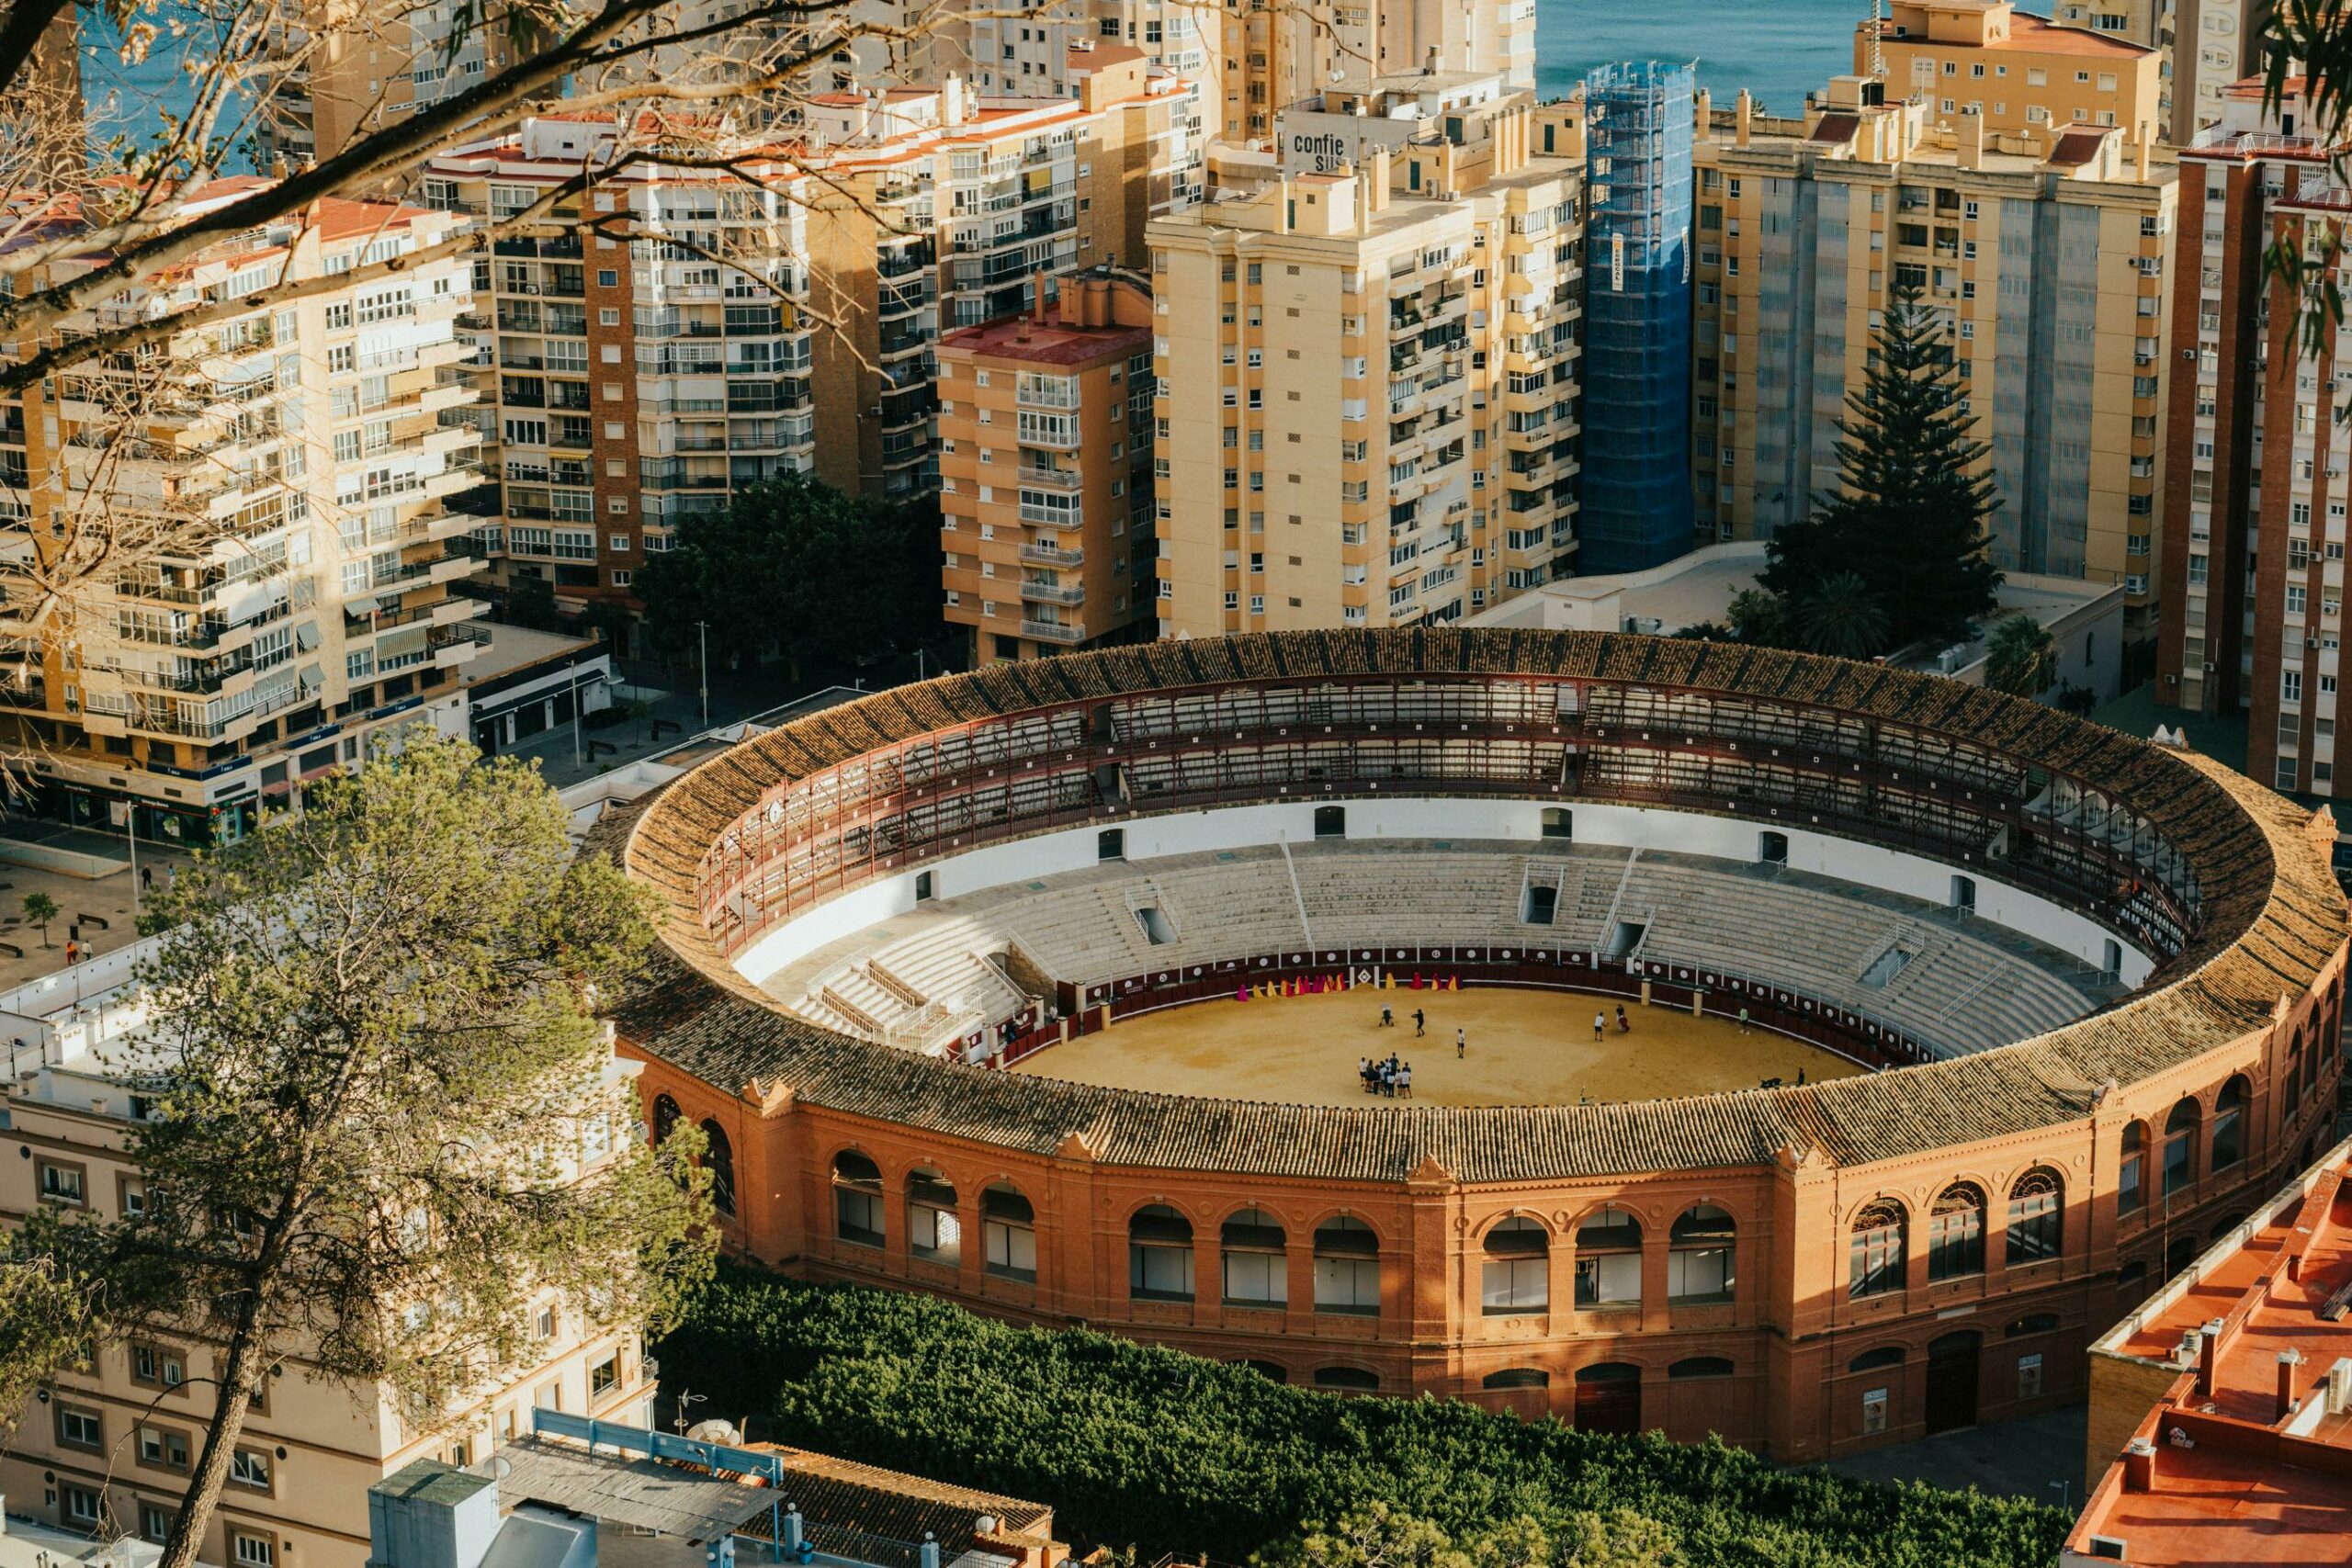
(1578, 62, 1696, 574)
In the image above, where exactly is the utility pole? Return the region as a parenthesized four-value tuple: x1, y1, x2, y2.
(697, 619, 710, 730)
(571, 660, 585, 770)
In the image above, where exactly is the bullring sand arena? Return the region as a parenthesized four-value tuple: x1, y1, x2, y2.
(1015, 985, 1860, 1105)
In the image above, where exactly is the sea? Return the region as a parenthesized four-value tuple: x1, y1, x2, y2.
(82, 0, 1863, 174)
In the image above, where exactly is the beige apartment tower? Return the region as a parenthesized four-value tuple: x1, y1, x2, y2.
(1151, 94, 1582, 636)
(1860, 0, 2161, 147)
(1690, 78, 2173, 641)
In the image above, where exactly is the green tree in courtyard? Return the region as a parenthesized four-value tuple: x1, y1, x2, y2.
(635, 473, 944, 676)
(0, 728, 715, 1568)
(18, 890, 54, 948)
(1724, 586, 1790, 648)
(1984, 615, 2061, 699)
(1794, 572, 1891, 660)
(1760, 275, 2002, 653)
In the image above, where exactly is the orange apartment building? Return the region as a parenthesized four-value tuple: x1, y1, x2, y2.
(938, 269, 1157, 661)
(1861, 0, 2161, 147)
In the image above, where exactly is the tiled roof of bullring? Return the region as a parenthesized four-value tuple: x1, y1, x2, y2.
(609, 631, 2348, 1184)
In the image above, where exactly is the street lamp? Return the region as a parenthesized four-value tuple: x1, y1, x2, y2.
(697, 619, 709, 731)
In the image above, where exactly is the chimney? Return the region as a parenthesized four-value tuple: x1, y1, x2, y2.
(1736, 88, 1754, 148)
(2196, 1316, 2225, 1398)
(1958, 109, 1984, 170)
(1694, 86, 1713, 133)
(2122, 1436, 2156, 1493)
(2135, 123, 2152, 183)
(2278, 1348, 2303, 1420)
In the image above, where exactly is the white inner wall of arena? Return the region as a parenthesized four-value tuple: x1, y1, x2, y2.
(733, 798, 2155, 996)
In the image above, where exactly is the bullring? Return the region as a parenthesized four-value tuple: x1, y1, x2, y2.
(609, 629, 2349, 1461)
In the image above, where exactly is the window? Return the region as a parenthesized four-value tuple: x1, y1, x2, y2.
(1221, 1208, 1287, 1305)
(231, 1450, 273, 1491)
(1313, 1366, 1379, 1392)
(2017, 1353, 2044, 1399)
(232, 1533, 276, 1568)
(1481, 1216, 1549, 1314)
(56, 1404, 100, 1450)
(2118, 1122, 2146, 1214)
(38, 1160, 85, 1205)
(1313, 1215, 1380, 1314)
(1574, 1206, 1643, 1308)
(2211, 1077, 2247, 1170)
(1668, 1203, 1736, 1303)
(62, 1485, 102, 1528)
(2163, 1098, 2199, 1195)
(1668, 1357, 1734, 1380)
(138, 1425, 191, 1470)
(1129, 1204, 1195, 1301)
(983, 1185, 1037, 1281)
(2007, 1168, 2063, 1265)
(1927, 1184, 1986, 1280)
(140, 1504, 174, 1543)
(907, 1170, 960, 1265)
(590, 1353, 620, 1398)
(1861, 1387, 1889, 1436)
(699, 1120, 735, 1216)
(831, 1150, 885, 1247)
(131, 1343, 186, 1389)
(1849, 1199, 1906, 1299)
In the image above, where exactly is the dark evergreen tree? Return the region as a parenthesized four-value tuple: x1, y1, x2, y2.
(1760, 276, 2002, 652)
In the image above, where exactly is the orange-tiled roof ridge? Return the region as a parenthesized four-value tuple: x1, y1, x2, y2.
(609, 631, 2347, 1184)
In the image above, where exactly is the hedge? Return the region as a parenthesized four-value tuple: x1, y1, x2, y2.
(654, 1268, 2068, 1568)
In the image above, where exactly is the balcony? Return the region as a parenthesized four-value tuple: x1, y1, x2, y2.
(1020, 580, 1085, 606)
(1016, 467, 1081, 492)
(1021, 619, 1085, 644)
(1017, 543, 1084, 569)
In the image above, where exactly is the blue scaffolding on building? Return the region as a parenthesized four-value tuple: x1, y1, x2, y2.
(1579, 62, 1696, 575)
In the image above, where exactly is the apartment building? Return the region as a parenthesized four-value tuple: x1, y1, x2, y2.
(257, 0, 516, 167)
(2153, 80, 2350, 795)
(1860, 0, 2161, 148)
(2168, 0, 2270, 145)
(1690, 77, 2173, 643)
(1151, 95, 1582, 636)
(424, 60, 1197, 619)
(0, 186, 488, 847)
(935, 0, 1216, 101)
(938, 270, 1156, 662)
(1216, 0, 1534, 145)
(0, 942, 657, 1568)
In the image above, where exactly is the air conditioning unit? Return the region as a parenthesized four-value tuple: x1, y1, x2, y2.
(2203, 661, 2217, 672)
(1622, 615, 1663, 635)
(2309, 637, 2321, 649)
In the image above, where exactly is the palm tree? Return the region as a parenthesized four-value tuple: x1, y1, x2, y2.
(1984, 615, 2060, 699)
(1796, 572, 1890, 660)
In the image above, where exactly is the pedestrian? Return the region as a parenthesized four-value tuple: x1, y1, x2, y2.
(1360, 1055, 1372, 1089)
(1455, 1025, 1465, 1059)
(1593, 1010, 1605, 1042)
(1796, 1067, 1806, 1086)
(1413, 1008, 1425, 1037)
(1738, 1006, 1751, 1034)
(1381, 1003, 1394, 1028)
(1615, 1004, 1630, 1034)
(1380, 1062, 1396, 1098)
(1399, 1062, 1413, 1099)
(139, 865, 153, 893)
(63, 939, 78, 966)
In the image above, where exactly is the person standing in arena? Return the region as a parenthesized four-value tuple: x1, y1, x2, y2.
(1593, 1010, 1606, 1042)
(1413, 1008, 1425, 1037)
(1455, 1026, 1465, 1059)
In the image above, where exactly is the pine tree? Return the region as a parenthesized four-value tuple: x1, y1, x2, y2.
(1761, 275, 2002, 652)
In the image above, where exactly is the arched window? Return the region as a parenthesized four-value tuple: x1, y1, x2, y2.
(1668, 1357, 1734, 1380)
(2118, 1122, 2147, 1215)
(2211, 1077, 2248, 1171)
(2117, 1259, 2150, 1302)
(1574, 1207, 1643, 1309)
(1233, 1359, 1288, 1382)
(1483, 1368, 1550, 1389)
(1668, 1203, 1736, 1304)
(1221, 1208, 1288, 1306)
(650, 1093, 680, 1145)
(1313, 1215, 1380, 1316)
(2006, 1168, 2063, 1267)
(1928, 1184, 1985, 1280)
(981, 1184, 1036, 1282)
(1129, 1204, 1194, 1302)
(906, 1168, 959, 1265)
(1847, 1346, 1905, 1373)
(2165, 1233, 2199, 1279)
(831, 1151, 885, 1247)
(699, 1120, 734, 1217)
(1482, 1216, 1549, 1315)
(2290, 1035, 2309, 1103)
(2007, 1313, 2062, 1338)
(1312, 1365, 1379, 1392)
(1849, 1199, 1905, 1299)
(2163, 1098, 2199, 1196)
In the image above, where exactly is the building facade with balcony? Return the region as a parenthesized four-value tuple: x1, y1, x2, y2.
(1690, 76, 2174, 644)
(1859, 0, 2162, 150)
(1151, 96, 1583, 637)
(2154, 79, 2350, 796)
(0, 187, 489, 846)
(937, 269, 1157, 662)
(0, 939, 655, 1568)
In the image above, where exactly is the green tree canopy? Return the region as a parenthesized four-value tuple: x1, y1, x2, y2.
(635, 473, 943, 673)
(1760, 276, 2002, 653)
(0, 729, 714, 1568)
(1794, 572, 1891, 660)
(1984, 615, 2061, 699)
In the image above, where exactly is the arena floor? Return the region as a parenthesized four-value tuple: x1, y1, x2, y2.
(1012, 985, 1866, 1106)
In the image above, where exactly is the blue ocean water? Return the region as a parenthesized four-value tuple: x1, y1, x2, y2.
(1534, 0, 1858, 118)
